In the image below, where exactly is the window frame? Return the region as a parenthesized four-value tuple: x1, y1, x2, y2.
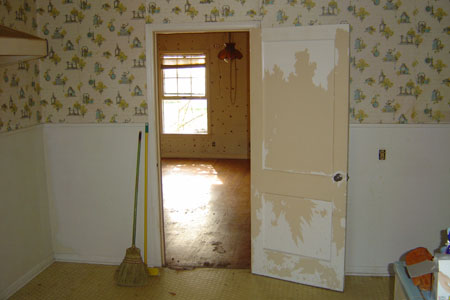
(158, 51, 210, 136)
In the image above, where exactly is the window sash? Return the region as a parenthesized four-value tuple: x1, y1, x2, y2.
(159, 53, 208, 134)
(162, 65, 205, 97)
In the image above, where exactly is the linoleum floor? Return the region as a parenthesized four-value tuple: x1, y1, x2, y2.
(10, 262, 394, 300)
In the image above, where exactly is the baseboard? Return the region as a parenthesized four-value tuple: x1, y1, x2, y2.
(1, 255, 54, 300)
(0, 252, 390, 299)
(55, 254, 392, 277)
(345, 265, 393, 276)
(54, 254, 122, 266)
(161, 152, 249, 159)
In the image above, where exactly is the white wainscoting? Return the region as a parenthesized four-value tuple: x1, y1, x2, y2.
(0, 126, 53, 299)
(345, 124, 450, 275)
(43, 124, 450, 276)
(43, 123, 163, 267)
(3, 123, 448, 295)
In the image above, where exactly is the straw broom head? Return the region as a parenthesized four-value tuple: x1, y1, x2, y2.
(115, 245, 149, 286)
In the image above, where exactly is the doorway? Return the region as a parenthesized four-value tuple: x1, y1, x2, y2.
(146, 23, 349, 291)
(156, 31, 251, 269)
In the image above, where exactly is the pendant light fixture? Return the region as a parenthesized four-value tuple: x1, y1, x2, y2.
(218, 32, 243, 104)
(217, 33, 243, 63)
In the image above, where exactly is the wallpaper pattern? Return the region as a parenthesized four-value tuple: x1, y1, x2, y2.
(0, 0, 449, 133)
(0, 0, 41, 132)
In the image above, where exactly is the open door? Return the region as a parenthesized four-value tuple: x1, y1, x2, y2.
(250, 25, 349, 291)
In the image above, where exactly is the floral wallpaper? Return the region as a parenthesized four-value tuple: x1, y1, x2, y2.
(0, 0, 449, 133)
(36, 0, 149, 125)
(0, 0, 41, 132)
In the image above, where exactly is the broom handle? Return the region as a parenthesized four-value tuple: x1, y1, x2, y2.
(132, 131, 142, 246)
(144, 123, 148, 265)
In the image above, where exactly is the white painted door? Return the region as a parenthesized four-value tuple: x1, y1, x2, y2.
(250, 25, 349, 291)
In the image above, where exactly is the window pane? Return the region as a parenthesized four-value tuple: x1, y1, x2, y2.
(191, 68, 205, 78)
(178, 78, 191, 95)
(162, 99, 208, 134)
(163, 78, 178, 95)
(162, 57, 205, 97)
(163, 68, 177, 78)
(177, 68, 192, 78)
(192, 78, 205, 95)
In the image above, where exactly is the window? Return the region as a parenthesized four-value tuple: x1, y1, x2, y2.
(160, 54, 208, 134)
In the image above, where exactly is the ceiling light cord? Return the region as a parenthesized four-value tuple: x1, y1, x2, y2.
(217, 32, 243, 105)
(230, 60, 237, 105)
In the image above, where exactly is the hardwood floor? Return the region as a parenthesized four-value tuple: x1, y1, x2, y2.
(161, 158, 250, 269)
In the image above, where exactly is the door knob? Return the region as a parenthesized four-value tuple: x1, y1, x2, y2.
(333, 173, 343, 182)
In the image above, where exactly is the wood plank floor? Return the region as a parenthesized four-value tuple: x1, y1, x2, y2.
(161, 158, 250, 269)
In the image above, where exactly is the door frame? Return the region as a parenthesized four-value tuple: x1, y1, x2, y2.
(145, 21, 260, 267)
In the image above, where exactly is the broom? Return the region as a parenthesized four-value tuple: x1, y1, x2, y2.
(115, 131, 149, 286)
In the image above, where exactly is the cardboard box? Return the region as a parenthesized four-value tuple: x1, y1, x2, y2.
(433, 254, 450, 300)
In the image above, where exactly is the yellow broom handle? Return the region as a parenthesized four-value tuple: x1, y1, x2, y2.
(144, 123, 148, 265)
(132, 131, 142, 246)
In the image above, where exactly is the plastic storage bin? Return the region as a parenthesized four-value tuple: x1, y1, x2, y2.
(394, 261, 432, 300)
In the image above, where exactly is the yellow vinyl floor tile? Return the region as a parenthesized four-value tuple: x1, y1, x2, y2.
(10, 262, 394, 300)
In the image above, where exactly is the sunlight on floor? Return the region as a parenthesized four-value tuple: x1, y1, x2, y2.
(162, 159, 251, 268)
(162, 163, 223, 224)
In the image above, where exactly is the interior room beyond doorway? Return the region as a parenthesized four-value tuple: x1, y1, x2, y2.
(156, 31, 250, 269)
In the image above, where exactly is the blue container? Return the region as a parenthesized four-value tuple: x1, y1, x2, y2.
(394, 261, 432, 300)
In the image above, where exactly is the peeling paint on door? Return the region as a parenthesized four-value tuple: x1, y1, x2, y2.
(251, 25, 349, 291)
(262, 45, 335, 175)
(263, 40, 335, 90)
(262, 193, 332, 260)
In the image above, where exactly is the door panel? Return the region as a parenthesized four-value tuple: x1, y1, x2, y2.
(250, 25, 349, 291)
(263, 39, 335, 174)
(262, 193, 333, 261)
